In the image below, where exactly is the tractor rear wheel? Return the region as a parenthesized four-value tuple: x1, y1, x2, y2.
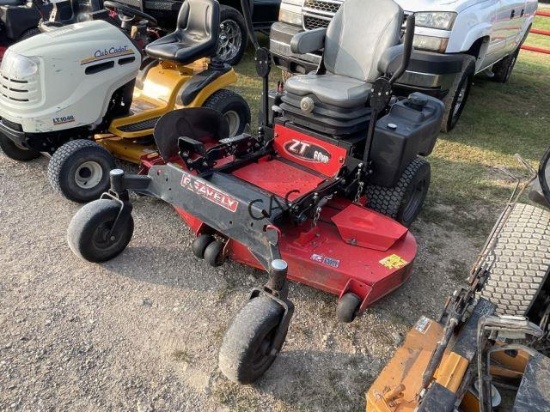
(219, 296, 285, 384)
(481, 203, 550, 319)
(68, 199, 134, 262)
(365, 158, 431, 227)
(203, 89, 251, 137)
(48, 140, 115, 203)
(0, 132, 40, 161)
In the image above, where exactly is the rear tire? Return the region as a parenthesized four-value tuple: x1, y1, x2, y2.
(67, 199, 134, 262)
(365, 158, 431, 227)
(217, 5, 247, 66)
(48, 140, 116, 203)
(203, 89, 251, 137)
(0, 133, 40, 161)
(441, 55, 475, 133)
(219, 296, 285, 384)
(480, 204, 550, 317)
(492, 49, 520, 83)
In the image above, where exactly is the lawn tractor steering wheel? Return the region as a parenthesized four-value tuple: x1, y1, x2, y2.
(103, 1, 158, 27)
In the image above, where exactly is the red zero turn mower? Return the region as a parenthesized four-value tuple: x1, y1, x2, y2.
(67, 0, 444, 383)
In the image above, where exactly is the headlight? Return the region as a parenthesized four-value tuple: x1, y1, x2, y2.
(0, 49, 38, 80)
(279, 4, 303, 25)
(415, 12, 457, 30)
(413, 35, 449, 52)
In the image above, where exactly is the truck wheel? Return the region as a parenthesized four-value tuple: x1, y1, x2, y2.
(441, 55, 476, 133)
(481, 204, 550, 317)
(336, 293, 361, 323)
(219, 296, 285, 384)
(492, 48, 520, 83)
(67, 199, 134, 262)
(217, 5, 247, 66)
(48, 140, 116, 203)
(203, 89, 251, 137)
(365, 158, 431, 227)
(0, 132, 40, 161)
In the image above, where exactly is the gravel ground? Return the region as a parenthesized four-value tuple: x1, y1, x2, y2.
(0, 154, 482, 411)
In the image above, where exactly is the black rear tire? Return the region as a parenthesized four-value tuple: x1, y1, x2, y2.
(219, 296, 285, 384)
(336, 293, 361, 323)
(48, 140, 116, 203)
(203, 89, 251, 137)
(480, 204, 550, 317)
(217, 5, 247, 66)
(365, 158, 431, 227)
(0, 132, 40, 161)
(67, 199, 134, 262)
(441, 55, 475, 133)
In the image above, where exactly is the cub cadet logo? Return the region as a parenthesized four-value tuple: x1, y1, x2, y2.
(53, 115, 75, 126)
(80, 46, 134, 65)
(284, 139, 331, 164)
(180, 171, 238, 213)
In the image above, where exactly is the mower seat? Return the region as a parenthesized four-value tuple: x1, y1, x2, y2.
(281, 0, 405, 136)
(145, 0, 219, 65)
(40, 0, 103, 30)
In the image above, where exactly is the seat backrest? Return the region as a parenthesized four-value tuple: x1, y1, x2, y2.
(176, 0, 218, 37)
(323, 0, 403, 83)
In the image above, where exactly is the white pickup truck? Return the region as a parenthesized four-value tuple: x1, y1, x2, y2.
(270, 0, 538, 131)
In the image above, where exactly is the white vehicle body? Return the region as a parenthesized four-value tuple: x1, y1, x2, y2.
(0, 20, 140, 135)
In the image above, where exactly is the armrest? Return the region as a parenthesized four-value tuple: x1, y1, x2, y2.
(290, 28, 327, 54)
(377, 44, 404, 75)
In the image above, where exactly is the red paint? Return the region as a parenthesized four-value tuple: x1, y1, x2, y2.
(273, 124, 348, 177)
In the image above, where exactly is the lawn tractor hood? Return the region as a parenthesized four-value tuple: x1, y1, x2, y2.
(0, 20, 140, 133)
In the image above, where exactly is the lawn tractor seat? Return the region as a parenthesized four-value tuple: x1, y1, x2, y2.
(281, 0, 405, 136)
(145, 0, 219, 65)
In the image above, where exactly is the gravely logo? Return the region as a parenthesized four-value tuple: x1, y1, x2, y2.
(180, 171, 238, 212)
(283, 139, 331, 164)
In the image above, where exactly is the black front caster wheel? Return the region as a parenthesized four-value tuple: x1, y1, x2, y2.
(204, 240, 225, 267)
(191, 234, 214, 259)
(219, 297, 286, 384)
(67, 199, 134, 262)
(336, 293, 361, 323)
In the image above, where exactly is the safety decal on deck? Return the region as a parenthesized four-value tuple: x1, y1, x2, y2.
(180, 171, 238, 212)
(379, 254, 408, 270)
(310, 254, 340, 268)
(415, 316, 432, 334)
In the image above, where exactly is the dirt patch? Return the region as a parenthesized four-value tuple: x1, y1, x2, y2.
(0, 155, 486, 411)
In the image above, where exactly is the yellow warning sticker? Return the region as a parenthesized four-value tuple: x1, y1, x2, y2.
(379, 254, 408, 269)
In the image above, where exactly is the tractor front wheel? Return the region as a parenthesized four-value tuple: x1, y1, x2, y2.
(0, 132, 40, 161)
(67, 199, 134, 262)
(219, 296, 286, 384)
(192, 234, 215, 259)
(48, 140, 115, 203)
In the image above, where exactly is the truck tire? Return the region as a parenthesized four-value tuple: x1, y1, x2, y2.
(480, 203, 550, 317)
(441, 55, 476, 133)
(492, 48, 520, 83)
(217, 5, 247, 66)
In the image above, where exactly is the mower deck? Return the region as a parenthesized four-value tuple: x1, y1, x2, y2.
(136, 152, 416, 312)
